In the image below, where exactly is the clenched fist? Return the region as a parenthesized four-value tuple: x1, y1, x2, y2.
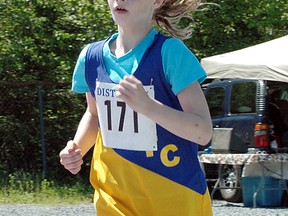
(59, 140, 83, 174)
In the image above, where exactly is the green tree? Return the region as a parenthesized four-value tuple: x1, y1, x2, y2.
(0, 0, 115, 179)
(188, 0, 288, 58)
(0, 0, 115, 82)
(0, 0, 287, 181)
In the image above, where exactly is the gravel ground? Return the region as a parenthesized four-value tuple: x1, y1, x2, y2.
(0, 200, 287, 216)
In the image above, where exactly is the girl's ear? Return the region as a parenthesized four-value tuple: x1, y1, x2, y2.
(153, 0, 165, 9)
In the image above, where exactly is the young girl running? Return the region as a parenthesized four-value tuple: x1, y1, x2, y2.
(60, 0, 213, 215)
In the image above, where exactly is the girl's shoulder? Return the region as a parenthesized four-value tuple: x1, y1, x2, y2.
(163, 37, 185, 46)
(162, 37, 193, 57)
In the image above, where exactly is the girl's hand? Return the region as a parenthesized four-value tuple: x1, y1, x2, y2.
(116, 75, 153, 115)
(59, 140, 83, 174)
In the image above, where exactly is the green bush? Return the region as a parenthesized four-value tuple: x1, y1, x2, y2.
(0, 171, 93, 204)
(0, 0, 287, 195)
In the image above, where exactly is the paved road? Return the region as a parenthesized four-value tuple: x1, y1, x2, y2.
(0, 200, 287, 216)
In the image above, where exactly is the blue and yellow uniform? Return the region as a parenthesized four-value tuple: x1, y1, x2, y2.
(72, 29, 212, 216)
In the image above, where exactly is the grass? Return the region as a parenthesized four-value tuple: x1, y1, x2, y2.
(0, 171, 94, 205)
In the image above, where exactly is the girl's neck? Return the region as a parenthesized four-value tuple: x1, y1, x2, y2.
(111, 24, 153, 58)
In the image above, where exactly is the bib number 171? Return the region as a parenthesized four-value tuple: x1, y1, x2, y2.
(95, 81, 157, 151)
(104, 100, 139, 133)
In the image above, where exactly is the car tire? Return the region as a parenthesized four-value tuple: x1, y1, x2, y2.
(219, 165, 243, 203)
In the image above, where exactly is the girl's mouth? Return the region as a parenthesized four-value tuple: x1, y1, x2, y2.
(115, 6, 128, 12)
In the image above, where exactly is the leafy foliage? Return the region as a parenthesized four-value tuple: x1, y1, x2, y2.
(0, 0, 115, 82)
(0, 0, 287, 183)
(0, 0, 115, 181)
(0, 171, 93, 204)
(188, 0, 288, 58)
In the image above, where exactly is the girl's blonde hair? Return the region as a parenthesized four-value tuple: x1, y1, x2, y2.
(153, 0, 202, 40)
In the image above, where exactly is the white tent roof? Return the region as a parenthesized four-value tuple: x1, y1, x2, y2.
(201, 35, 288, 83)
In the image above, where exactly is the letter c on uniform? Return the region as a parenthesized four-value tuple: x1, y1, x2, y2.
(160, 144, 180, 167)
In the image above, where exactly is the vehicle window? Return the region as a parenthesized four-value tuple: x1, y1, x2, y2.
(230, 82, 256, 114)
(280, 89, 288, 101)
(206, 87, 225, 117)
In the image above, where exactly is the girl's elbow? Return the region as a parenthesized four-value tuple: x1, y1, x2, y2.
(198, 123, 213, 146)
(205, 126, 213, 146)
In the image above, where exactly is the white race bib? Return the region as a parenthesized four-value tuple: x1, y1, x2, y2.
(95, 81, 157, 151)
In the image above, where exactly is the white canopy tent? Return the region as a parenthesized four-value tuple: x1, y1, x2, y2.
(201, 35, 288, 83)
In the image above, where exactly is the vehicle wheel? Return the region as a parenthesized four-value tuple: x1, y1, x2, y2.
(219, 165, 243, 203)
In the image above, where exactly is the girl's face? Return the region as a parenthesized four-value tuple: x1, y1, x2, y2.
(107, 0, 164, 29)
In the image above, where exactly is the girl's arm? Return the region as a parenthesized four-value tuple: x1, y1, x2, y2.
(73, 92, 99, 156)
(59, 92, 98, 174)
(117, 75, 212, 146)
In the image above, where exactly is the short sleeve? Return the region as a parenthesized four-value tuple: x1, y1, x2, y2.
(71, 44, 91, 93)
(161, 38, 207, 95)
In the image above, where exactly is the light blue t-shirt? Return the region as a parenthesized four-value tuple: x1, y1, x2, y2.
(72, 29, 206, 95)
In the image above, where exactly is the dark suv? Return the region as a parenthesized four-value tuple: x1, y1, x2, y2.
(201, 79, 288, 202)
